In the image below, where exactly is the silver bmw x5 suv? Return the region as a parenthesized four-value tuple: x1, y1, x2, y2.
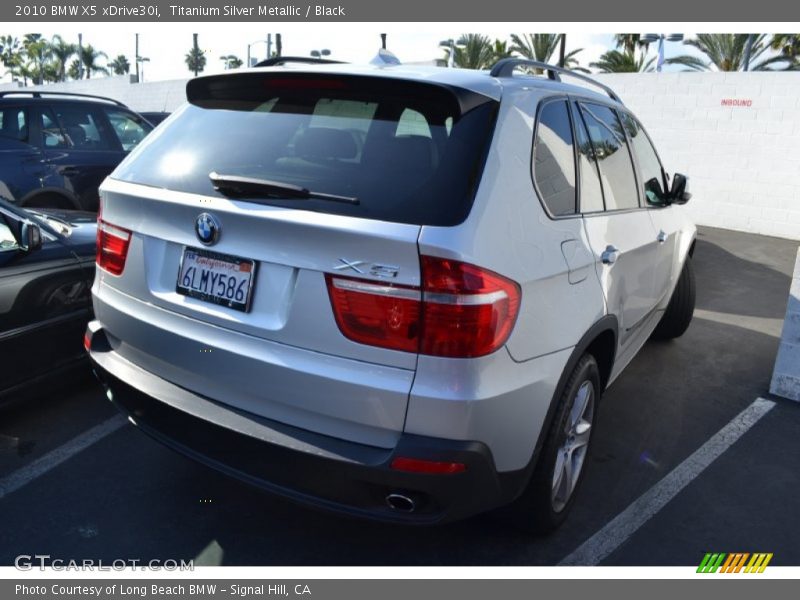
(86, 58, 696, 532)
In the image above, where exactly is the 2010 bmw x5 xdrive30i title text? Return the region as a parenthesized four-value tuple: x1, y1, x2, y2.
(86, 59, 696, 532)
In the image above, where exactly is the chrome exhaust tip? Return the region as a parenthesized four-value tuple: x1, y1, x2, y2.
(385, 493, 416, 513)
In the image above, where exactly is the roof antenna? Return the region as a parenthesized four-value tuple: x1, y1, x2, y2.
(370, 48, 401, 66)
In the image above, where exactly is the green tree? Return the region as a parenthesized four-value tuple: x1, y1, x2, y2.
(770, 34, 800, 62)
(186, 45, 206, 75)
(220, 54, 243, 69)
(491, 40, 512, 62)
(67, 58, 81, 80)
(108, 54, 131, 75)
(510, 33, 561, 63)
(614, 34, 646, 54)
(590, 49, 655, 73)
(682, 34, 793, 71)
(50, 34, 75, 82)
(444, 34, 495, 69)
(22, 34, 51, 85)
(78, 44, 109, 78)
(0, 35, 21, 70)
(509, 33, 585, 71)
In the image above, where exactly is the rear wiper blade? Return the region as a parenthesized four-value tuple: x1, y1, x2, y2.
(209, 172, 359, 205)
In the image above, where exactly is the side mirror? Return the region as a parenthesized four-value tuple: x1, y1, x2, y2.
(669, 173, 692, 205)
(20, 222, 43, 252)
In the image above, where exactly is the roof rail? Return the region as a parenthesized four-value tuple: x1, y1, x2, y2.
(489, 59, 622, 104)
(254, 56, 345, 68)
(0, 90, 127, 107)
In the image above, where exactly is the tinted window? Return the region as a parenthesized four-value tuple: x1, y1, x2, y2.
(105, 108, 152, 152)
(533, 101, 576, 216)
(572, 103, 605, 213)
(578, 103, 639, 211)
(0, 107, 28, 143)
(114, 75, 498, 226)
(53, 105, 113, 150)
(620, 112, 666, 206)
(41, 108, 69, 148)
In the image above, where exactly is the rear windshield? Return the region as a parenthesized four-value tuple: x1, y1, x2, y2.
(112, 74, 498, 226)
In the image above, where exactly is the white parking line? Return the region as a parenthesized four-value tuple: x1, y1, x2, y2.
(559, 397, 776, 566)
(0, 415, 127, 501)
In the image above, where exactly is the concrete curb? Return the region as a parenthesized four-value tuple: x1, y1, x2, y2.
(770, 247, 800, 401)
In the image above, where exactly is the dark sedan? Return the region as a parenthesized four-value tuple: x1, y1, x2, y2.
(0, 197, 96, 400)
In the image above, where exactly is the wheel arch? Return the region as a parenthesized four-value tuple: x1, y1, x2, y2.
(19, 187, 82, 210)
(500, 315, 619, 500)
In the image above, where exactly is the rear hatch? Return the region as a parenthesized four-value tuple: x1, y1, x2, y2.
(99, 70, 498, 440)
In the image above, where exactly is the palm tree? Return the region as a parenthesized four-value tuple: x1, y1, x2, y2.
(613, 34, 647, 54)
(78, 44, 109, 78)
(491, 40, 512, 62)
(67, 58, 81, 81)
(10, 60, 35, 86)
(509, 33, 585, 71)
(682, 34, 793, 71)
(22, 34, 51, 85)
(220, 54, 243, 69)
(108, 55, 131, 75)
(591, 49, 655, 73)
(0, 35, 21, 70)
(442, 34, 495, 69)
(185, 45, 206, 75)
(50, 35, 75, 82)
(770, 34, 800, 64)
(510, 33, 561, 64)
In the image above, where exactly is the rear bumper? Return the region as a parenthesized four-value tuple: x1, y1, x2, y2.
(87, 325, 528, 524)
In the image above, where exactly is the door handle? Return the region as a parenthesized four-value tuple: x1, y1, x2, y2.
(657, 230, 667, 244)
(60, 167, 80, 176)
(601, 245, 620, 265)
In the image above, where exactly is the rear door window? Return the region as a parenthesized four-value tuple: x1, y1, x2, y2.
(52, 104, 115, 151)
(577, 102, 640, 211)
(0, 107, 28, 143)
(620, 111, 667, 206)
(113, 74, 498, 226)
(532, 100, 576, 216)
(41, 108, 69, 149)
(571, 102, 605, 213)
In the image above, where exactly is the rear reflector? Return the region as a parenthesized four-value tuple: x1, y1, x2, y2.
(96, 219, 132, 276)
(325, 256, 520, 358)
(390, 457, 466, 475)
(83, 332, 91, 351)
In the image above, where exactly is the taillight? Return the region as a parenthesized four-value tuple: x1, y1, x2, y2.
(325, 256, 520, 358)
(96, 218, 131, 276)
(326, 276, 422, 353)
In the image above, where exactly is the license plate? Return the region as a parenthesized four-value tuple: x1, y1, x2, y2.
(176, 247, 257, 312)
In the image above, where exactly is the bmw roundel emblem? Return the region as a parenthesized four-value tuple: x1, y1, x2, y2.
(195, 213, 220, 246)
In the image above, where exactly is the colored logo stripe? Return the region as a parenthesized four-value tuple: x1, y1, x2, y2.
(697, 553, 773, 573)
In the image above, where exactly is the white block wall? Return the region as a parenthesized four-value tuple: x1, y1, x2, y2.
(3, 71, 799, 241)
(595, 72, 800, 241)
(0, 75, 187, 112)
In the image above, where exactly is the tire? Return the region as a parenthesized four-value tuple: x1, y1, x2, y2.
(652, 257, 695, 340)
(505, 354, 601, 534)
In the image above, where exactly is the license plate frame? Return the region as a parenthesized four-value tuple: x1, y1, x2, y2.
(175, 246, 257, 313)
